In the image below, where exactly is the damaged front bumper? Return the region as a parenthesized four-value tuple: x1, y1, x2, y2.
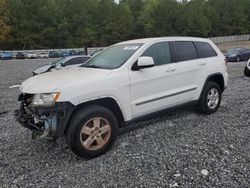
(14, 94, 74, 139)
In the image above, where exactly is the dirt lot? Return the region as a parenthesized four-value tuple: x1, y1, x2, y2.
(217, 40, 250, 52)
(0, 59, 249, 187)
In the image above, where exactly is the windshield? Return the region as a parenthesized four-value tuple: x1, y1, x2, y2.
(51, 58, 66, 66)
(227, 48, 242, 54)
(81, 43, 142, 69)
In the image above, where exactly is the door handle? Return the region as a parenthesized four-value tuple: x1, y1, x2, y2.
(166, 68, 176, 72)
(198, 63, 206, 66)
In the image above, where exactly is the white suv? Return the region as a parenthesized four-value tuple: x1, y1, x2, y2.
(244, 58, 250, 77)
(15, 37, 228, 158)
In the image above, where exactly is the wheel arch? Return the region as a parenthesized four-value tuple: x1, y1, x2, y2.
(63, 97, 125, 136)
(199, 73, 225, 100)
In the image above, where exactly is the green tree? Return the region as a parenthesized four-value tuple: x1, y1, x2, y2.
(140, 0, 180, 36)
(175, 0, 211, 37)
(2, 0, 250, 50)
(206, 0, 248, 36)
(0, 0, 10, 48)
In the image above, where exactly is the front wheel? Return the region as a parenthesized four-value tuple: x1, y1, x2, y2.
(67, 105, 118, 159)
(236, 56, 240, 62)
(198, 81, 222, 115)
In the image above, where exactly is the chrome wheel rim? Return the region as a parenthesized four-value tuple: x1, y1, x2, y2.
(207, 88, 219, 110)
(80, 117, 111, 151)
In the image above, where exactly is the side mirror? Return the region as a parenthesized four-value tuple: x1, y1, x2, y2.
(61, 63, 66, 67)
(132, 56, 155, 71)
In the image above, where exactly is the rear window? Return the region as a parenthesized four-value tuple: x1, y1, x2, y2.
(173, 41, 198, 62)
(194, 42, 217, 58)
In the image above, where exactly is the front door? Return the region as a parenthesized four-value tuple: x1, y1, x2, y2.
(129, 42, 179, 118)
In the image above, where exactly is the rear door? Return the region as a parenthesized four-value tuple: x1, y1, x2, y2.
(129, 42, 179, 118)
(172, 41, 203, 104)
(172, 41, 218, 104)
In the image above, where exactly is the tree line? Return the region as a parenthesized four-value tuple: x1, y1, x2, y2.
(0, 0, 250, 50)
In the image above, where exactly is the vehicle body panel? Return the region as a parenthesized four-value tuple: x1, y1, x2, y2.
(32, 55, 91, 75)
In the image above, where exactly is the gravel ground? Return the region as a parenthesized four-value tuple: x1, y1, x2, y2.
(0, 59, 249, 187)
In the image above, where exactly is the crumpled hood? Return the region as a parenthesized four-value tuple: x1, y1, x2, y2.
(21, 67, 112, 93)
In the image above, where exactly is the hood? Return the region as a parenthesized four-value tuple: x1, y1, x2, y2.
(21, 67, 112, 93)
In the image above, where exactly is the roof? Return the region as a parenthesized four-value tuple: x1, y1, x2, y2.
(117, 37, 211, 45)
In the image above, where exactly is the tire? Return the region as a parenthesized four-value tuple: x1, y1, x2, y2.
(236, 56, 240, 62)
(244, 66, 250, 77)
(67, 105, 118, 159)
(198, 81, 222, 115)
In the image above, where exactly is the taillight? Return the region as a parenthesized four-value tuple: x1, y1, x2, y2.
(224, 58, 228, 66)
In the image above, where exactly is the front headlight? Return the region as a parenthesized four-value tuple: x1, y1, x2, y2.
(32, 92, 60, 106)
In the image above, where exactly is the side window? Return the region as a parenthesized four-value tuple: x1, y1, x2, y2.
(80, 56, 91, 63)
(194, 42, 217, 58)
(173, 41, 198, 62)
(65, 57, 82, 66)
(142, 42, 171, 65)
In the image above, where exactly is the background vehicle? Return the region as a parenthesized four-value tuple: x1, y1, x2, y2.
(224, 47, 250, 62)
(49, 51, 60, 58)
(15, 37, 228, 159)
(69, 50, 80, 56)
(32, 55, 91, 75)
(39, 52, 49, 58)
(16, 52, 26, 59)
(60, 51, 70, 57)
(239, 48, 250, 61)
(27, 52, 37, 59)
(244, 59, 250, 77)
(0, 52, 13, 60)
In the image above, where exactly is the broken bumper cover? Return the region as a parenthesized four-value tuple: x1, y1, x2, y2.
(14, 100, 74, 138)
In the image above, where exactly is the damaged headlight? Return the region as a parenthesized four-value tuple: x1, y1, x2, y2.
(32, 93, 60, 106)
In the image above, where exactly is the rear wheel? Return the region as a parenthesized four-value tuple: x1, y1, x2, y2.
(244, 66, 250, 77)
(67, 105, 118, 159)
(198, 81, 222, 114)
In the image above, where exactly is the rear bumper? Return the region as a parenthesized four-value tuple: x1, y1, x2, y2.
(14, 97, 74, 138)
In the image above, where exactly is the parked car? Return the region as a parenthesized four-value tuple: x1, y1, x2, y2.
(16, 52, 26, 59)
(1, 52, 13, 60)
(60, 51, 70, 57)
(69, 50, 80, 56)
(27, 52, 37, 59)
(32, 55, 91, 75)
(15, 37, 228, 158)
(239, 48, 250, 61)
(224, 47, 250, 62)
(244, 59, 250, 77)
(49, 51, 60, 58)
(39, 52, 49, 59)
